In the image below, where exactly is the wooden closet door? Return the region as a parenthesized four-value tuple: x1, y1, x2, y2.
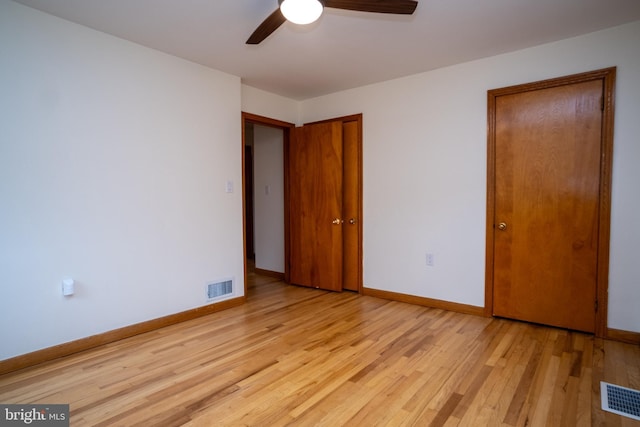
(342, 120, 360, 292)
(289, 121, 344, 291)
(492, 79, 603, 332)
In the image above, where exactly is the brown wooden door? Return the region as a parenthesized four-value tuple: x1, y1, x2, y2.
(492, 79, 604, 333)
(289, 121, 344, 291)
(342, 120, 360, 292)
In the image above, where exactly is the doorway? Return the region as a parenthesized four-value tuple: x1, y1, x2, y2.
(242, 112, 363, 295)
(242, 113, 294, 294)
(245, 123, 286, 276)
(485, 68, 616, 336)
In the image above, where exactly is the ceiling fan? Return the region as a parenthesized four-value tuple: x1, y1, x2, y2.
(246, 0, 419, 44)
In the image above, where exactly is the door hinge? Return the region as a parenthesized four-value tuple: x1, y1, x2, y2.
(595, 300, 598, 312)
(601, 96, 605, 111)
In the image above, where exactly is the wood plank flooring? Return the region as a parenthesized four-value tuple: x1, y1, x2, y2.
(1, 269, 639, 426)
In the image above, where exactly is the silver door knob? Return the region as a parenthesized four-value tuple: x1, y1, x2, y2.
(497, 222, 507, 231)
(349, 218, 357, 225)
(332, 218, 343, 225)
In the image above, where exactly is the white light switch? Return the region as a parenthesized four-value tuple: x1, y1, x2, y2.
(62, 278, 74, 296)
(225, 180, 234, 193)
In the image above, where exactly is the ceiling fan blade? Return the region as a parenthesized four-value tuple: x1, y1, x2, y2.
(246, 8, 287, 44)
(324, 0, 418, 14)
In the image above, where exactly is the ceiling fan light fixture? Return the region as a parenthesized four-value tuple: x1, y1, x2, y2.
(280, 0, 323, 25)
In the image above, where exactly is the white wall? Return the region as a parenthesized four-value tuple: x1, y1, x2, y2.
(0, 1, 244, 359)
(300, 21, 640, 333)
(241, 85, 299, 125)
(253, 126, 285, 273)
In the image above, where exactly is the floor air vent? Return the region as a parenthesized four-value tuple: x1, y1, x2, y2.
(207, 279, 233, 301)
(601, 381, 640, 421)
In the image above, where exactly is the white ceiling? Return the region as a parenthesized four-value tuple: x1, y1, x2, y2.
(12, 0, 640, 100)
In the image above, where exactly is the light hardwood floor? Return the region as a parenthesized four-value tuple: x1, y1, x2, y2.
(1, 268, 639, 426)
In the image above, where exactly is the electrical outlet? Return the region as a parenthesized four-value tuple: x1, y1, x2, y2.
(426, 253, 435, 267)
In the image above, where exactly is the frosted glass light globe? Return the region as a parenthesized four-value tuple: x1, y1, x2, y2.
(280, 0, 323, 25)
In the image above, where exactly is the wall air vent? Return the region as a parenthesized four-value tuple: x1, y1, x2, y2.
(206, 279, 233, 301)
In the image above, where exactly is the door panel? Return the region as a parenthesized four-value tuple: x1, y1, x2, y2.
(289, 122, 344, 291)
(493, 80, 603, 332)
(342, 121, 360, 291)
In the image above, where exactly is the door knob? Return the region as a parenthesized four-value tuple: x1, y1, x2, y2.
(497, 222, 507, 231)
(348, 218, 357, 225)
(332, 218, 343, 225)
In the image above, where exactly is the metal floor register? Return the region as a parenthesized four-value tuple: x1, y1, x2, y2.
(601, 381, 640, 421)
